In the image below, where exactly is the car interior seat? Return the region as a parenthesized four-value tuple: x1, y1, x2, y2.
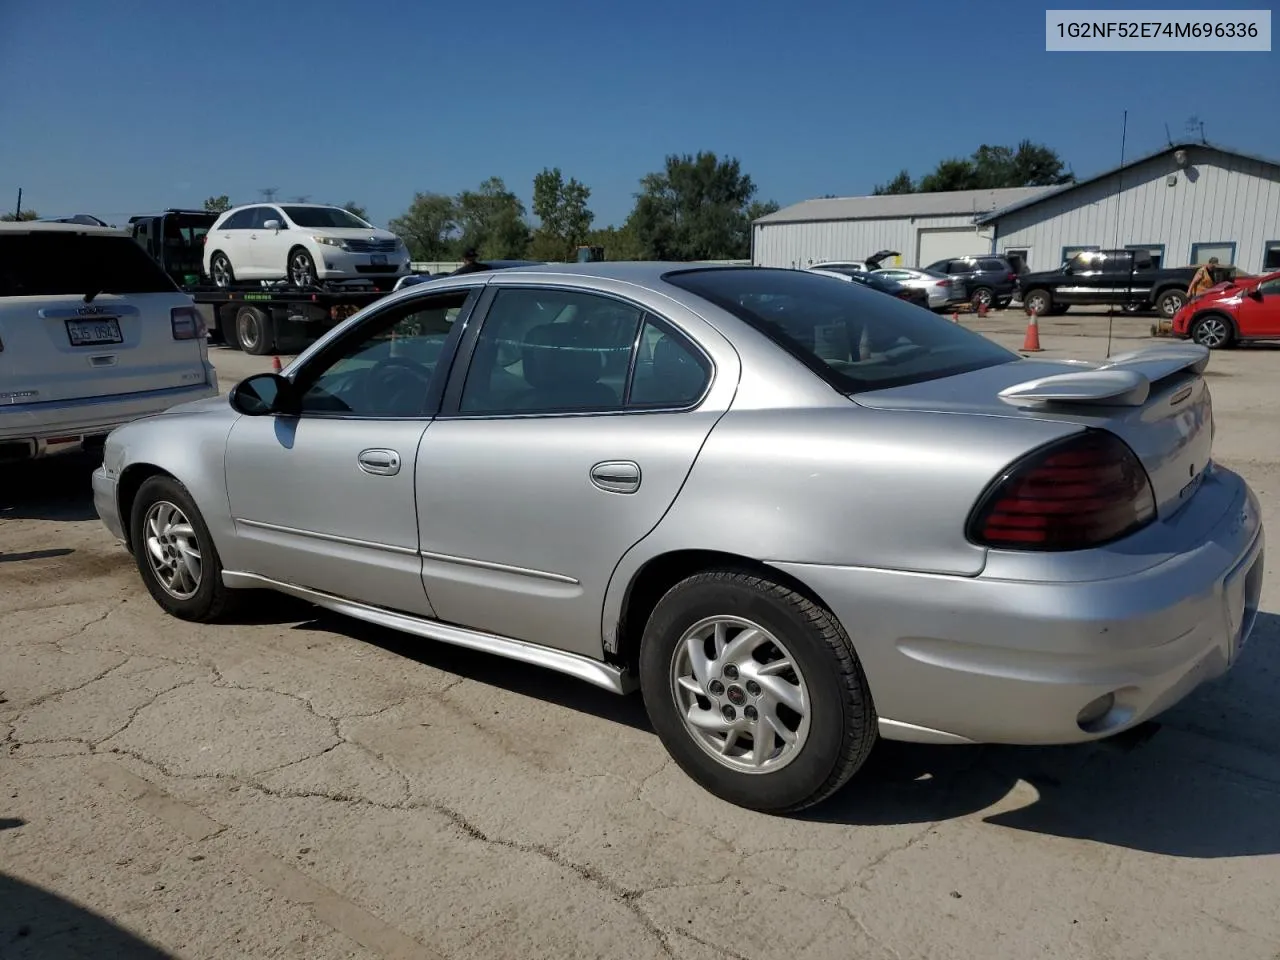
(519, 323, 618, 410)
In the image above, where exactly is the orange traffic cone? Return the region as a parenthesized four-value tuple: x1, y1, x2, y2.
(272, 355, 282, 372)
(978, 300, 989, 318)
(1021, 306, 1043, 353)
(951, 310, 959, 324)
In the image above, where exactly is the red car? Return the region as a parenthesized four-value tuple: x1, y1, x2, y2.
(1172, 271, 1280, 349)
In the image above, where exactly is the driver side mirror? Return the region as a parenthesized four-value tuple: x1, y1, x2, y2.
(229, 372, 298, 416)
(1248, 286, 1264, 300)
(263, 219, 283, 231)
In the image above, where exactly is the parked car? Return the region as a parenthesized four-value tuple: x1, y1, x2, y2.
(94, 264, 1263, 814)
(1018, 249, 1209, 320)
(872, 267, 968, 310)
(807, 250, 900, 274)
(203, 203, 412, 289)
(0, 222, 217, 462)
(924, 255, 1020, 310)
(1171, 271, 1280, 348)
(394, 261, 545, 292)
(808, 266, 931, 309)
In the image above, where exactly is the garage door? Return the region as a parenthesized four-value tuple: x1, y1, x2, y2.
(916, 228, 986, 268)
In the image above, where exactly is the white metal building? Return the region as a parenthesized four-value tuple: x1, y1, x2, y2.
(753, 141, 1280, 276)
(751, 187, 1053, 269)
(979, 142, 1280, 275)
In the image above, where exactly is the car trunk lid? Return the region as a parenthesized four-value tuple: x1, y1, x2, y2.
(853, 345, 1215, 519)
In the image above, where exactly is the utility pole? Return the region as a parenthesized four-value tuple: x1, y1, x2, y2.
(259, 187, 278, 202)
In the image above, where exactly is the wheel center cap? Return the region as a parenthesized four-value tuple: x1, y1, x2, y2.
(726, 685, 746, 706)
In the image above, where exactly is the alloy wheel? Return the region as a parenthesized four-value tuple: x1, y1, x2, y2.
(1194, 316, 1229, 348)
(143, 500, 203, 600)
(670, 616, 811, 773)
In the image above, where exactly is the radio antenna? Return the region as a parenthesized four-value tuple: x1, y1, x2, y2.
(1105, 110, 1127, 360)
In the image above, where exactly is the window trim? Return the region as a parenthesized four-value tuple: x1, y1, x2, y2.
(284, 285, 484, 422)
(1190, 241, 1237, 266)
(1261, 240, 1280, 272)
(1124, 243, 1164, 268)
(436, 283, 715, 421)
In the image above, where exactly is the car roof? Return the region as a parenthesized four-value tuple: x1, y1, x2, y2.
(483, 261, 757, 284)
(0, 221, 129, 237)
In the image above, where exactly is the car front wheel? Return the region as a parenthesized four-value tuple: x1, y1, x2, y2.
(1191, 313, 1236, 350)
(289, 248, 319, 288)
(1024, 289, 1052, 316)
(639, 569, 876, 813)
(129, 475, 240, 622)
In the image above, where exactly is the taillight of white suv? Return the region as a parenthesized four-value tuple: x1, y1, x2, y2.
(171, 306, 205, 340)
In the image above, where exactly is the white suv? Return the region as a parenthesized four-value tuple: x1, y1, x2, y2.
(203, 203, 411, 289)
(0, 223, 218, 462)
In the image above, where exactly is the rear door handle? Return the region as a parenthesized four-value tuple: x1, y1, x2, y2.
(590, 460, 641, 494)
(357, 448, 401, 476)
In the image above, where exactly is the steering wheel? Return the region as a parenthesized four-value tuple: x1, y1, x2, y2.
(357, 357, 433, 416)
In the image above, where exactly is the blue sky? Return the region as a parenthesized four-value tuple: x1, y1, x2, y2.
(2, 0, 1276, 228)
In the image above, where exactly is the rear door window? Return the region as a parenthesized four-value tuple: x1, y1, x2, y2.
(979, 258, 1008, 272)
(0, 233, 179, 297)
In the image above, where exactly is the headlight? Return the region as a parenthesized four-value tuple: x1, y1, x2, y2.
(314, 236, 348, 249)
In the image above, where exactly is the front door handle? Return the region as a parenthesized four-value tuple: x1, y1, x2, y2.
(590, 460, 641, 494)
(357, 448, 401, 476)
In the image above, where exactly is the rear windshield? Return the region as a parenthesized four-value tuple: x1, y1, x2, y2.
(0, 233, 179, 298)
(282, 206, 371, 229)
(665, 268, 1016, 393)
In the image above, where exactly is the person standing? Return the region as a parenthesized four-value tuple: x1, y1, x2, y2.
(1188, 256, 1220, 299)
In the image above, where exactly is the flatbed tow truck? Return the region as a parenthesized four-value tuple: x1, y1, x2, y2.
(128, 209, 397, 355)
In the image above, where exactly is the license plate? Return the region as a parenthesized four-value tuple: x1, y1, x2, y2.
(66, 317, 123, 346)
(370, 254, 387, 265)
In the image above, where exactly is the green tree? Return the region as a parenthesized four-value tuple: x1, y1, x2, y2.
(341, 201, 369, 221)
(530, 167, 594, 262)
(872, 170, 915, 195)
(746, 199, 780, 222)
(0, 209, 38, 221)
(917, 157, 980, 192)
(627, 152, 770, 261)
(455, 177, 530, 259)
(584, 223, 645, 261)
(203, 195, 231, 213)
(388, 192, 458, 261)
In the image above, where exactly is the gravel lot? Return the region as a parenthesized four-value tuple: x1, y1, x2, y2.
(2, 310, 1278, 960)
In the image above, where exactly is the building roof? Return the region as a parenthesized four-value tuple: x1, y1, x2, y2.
(976, 140, 1280, 223)
(754, 186, 1055, 226)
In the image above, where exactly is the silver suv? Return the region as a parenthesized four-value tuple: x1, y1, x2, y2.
(0, 223, 218, 462)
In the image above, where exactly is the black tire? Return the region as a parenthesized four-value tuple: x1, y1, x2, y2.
(209, 251, 235, 288)
(1156, 289, 1186, 319)
(288, 247, 318, 288)
(234, 305, 275, 356)
(129, 475, 240, 622)
(638, 569, 876, 814)
(970, 286, 994, 310)
(1023, 288, 1052, 316)
(1190, 313, 1236, 350)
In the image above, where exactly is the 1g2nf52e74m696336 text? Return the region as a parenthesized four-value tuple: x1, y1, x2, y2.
(1044, 9, 1271, 51)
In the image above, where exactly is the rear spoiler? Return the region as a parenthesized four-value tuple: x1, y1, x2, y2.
(998, 344, 1209, 407)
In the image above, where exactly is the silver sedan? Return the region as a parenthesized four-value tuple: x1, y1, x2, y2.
(93, 263, 1264, 813)
(872, 266, 967, 310)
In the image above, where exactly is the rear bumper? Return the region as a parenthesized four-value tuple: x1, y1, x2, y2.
(0, 378, 218, 460)
(773, 465, 1265, 746)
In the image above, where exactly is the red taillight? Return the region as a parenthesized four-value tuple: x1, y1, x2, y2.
(936, 280, 951, 287)
(967, 431, 1156, 551)
(1008, 272, 1017, 282)
(896, 291, 912, 300)
(171, 306, 205, 340)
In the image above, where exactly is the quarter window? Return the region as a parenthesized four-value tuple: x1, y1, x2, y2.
(297, 290, 470, 418)
(628, 319, 710, 407)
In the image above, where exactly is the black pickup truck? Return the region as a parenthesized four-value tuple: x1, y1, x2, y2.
(1018, 249, 1218, 320)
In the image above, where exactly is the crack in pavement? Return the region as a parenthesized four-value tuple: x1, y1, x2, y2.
(4, 654, 131, 715)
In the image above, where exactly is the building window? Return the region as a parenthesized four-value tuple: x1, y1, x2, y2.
(1263, 241, 1280, 272)
(1125, 244, 1164, 269)
(1062, 245, 1100, 265)
(1190, 241, 1236, 266)
(1003, 248, 1030, 273)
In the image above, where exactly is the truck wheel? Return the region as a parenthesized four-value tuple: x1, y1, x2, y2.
(1156, 290, 1186, 318)
(1024, 289, 1052, 316)
(209, 252, 235, 288)
(1191, 313, 1235, 350)
(234, 305, 275, 356)
(289, 248, 318, 288)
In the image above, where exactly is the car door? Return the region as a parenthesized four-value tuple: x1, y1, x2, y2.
(255, 205, 292, 280)
(223, 285, 480, 614)
(414, 281, 732, 660)
(210, 207, 256, 278)
(1235, 276, 1280, 337)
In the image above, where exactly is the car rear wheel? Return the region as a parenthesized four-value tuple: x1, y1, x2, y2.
(209, 252, 235, 288)
(129, 475, 240, 622)
(1023, 289, 1052, 316)
(289, 248, 318, 288)
(1157, 290, 1186, 318)
(638, 569, 876, 813)
(1191, 313, 1236, 350)
(970, 287, 994, 309)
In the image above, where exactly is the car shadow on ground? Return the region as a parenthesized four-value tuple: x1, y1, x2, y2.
(1, 454, 100, 522)
(0, 870, 172, 959)
(298, 608, 1279, 858)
